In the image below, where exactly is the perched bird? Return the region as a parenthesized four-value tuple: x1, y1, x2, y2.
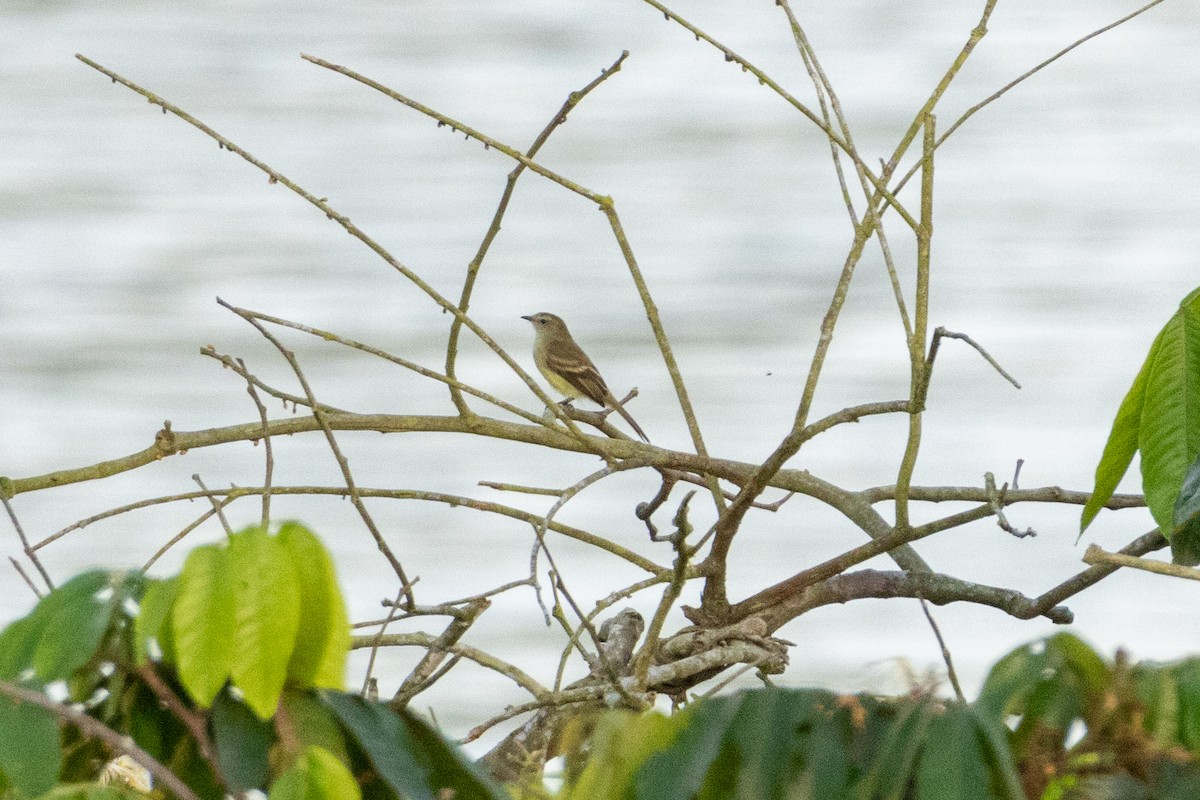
(522, 312, 649, 442)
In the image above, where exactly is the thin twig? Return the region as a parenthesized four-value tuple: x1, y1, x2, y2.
(918, 598, 965, 703)
(446, 51, 630, 415)
(0, 679, 201, 800)
(192, 474, 233, 535)
(1083, 543, 1200, 582)
(218, 298, 417, 608)
(3, 497, 52, 590)
(238, 357, 274, 530)
(8, 556, 41, 599)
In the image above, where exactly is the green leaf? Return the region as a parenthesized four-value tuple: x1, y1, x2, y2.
(724, 689, 818, 799)
(269, 746, 362, 800)
(969, 707, 1025, 800)
(227, 528, 301, 719)
(321, 691, 430, 799)
(134, 577, 178, 666)
(1139, 301, 1200, 536)
(855, 700, 935, 800)
(0, 614, 41, 681)
(915, 708, 990, 800)
(277, 522, 350, 690)
(172, 544, 235, 708)
(0, 571, 113, 684)
(212, 689, 274, 793)
(280, 691, 352, 767)
(634, 695, 743, 800)
(0, 691, 62, 797)
(322, 690, 504, 800)
(1081, 327, 1159, 532)
(1171, 451, 1200, 565)
(400, 708, 507, 800)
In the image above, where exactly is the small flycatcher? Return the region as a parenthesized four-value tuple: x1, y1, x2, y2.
(522, 312, 649, 442)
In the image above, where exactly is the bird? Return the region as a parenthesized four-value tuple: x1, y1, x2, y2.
(522, 312, 650, 442)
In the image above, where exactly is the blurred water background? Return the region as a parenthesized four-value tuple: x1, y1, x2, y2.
(2, 0, 1198, 747)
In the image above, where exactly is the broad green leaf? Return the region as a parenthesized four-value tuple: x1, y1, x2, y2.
(33, 570, 144, 684)
(1174, 660, 1200, 754)
(634, 695, 743, 800)
(279, 691, 352, 768)
(269, 746, 361, 800)
(977, 642, 1041, 718)
(277, 522, 350, 690)
(0, 571, 109, 683)
(321, 690, 431, 800)
(0, 614, 41, 680)
(560, 710, 687, 800)
(726, 688, 819, 800)
(1081, 328, 1159, 532)
(212, 690, 273, 793)
(1171, 451, 1200, 565)
(969, 707, 1025, 800)
(322, 690, 504, 800)
(400, 706, 507, 800)
(855, 700, 934, 800)
(915, 708, 989, 800)
(0, 692, 61, 797)
(1132, 663, 1179, 750)
(1140, 310, 1197, 534)
(172, 544, 235, 708)
(133, 577, 178, 666)
(228, 528, 300, 719)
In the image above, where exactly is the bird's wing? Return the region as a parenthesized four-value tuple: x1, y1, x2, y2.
(543, 342, 611, 407)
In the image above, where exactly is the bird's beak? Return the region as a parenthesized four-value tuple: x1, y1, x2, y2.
(520, 315, 533, 322)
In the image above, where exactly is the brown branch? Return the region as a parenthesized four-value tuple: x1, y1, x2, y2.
(751, 569, 1072, 633)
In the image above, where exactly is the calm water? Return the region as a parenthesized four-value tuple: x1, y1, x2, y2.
(2, 0, 1198, 741)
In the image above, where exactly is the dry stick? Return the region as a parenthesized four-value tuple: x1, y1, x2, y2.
(203, 346, 348, 414)
(918, 598, 965, 703)
(225, 309, 545, 425)
(780, 1, 913, 341)
(73, 54, 599, 459)
(700, 1, 1000, 615)
(926, 328, 1021, 393)
(35, 483, 661, 574)
(893, 113, 936, 533)
(637, 0, 918, 231)
(350, 632, 549, 700)
(596, 202, 727, 516)
(630, 491, 695, 689)
(218, 299, 417, 608)
(446, 51, 630, 416)
(143, 501, 231, 571)
(1083, 543, 1200, 582)
(0, 679, 201, 800)
(13, 408, 1142, 527)
(192, 474, 233, 535)
(238, 357, 275, 529)
(392, 598, 489, 708)
(2, 496, 52, 590)
(362, 586, 406, 698)
(299, 54, 705, 505)
(1027, 529, 1166, 615)
(887, 0, 1168, 207)
(8, 557, 41, 599)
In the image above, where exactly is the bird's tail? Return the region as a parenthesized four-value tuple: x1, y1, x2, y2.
(611, 398, 650, 443)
